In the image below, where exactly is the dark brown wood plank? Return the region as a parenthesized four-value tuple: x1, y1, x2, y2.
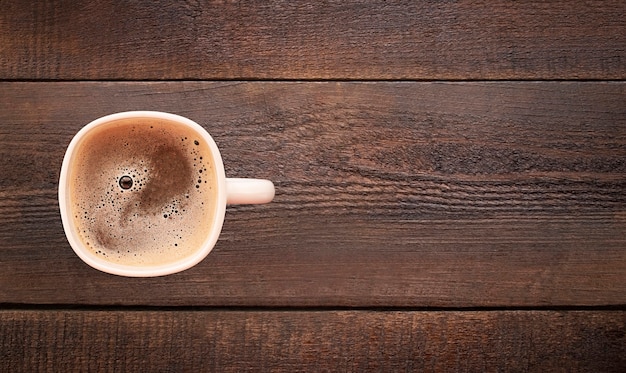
(1, 310, 624, 372)
(1, 82, 625, 307)
(1, 1, 624, 80)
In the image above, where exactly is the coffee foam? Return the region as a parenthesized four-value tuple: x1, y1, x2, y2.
(69, 118, 217, 266)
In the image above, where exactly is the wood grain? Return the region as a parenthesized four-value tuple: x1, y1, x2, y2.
(1, 310, 624, 372)
(1, 82, 625, 307)
(1, 0, 624, 80)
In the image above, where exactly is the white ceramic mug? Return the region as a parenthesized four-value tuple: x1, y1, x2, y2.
(59, 111, 274, 277)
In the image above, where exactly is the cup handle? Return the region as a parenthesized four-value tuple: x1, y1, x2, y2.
(226, 178, 275, 205)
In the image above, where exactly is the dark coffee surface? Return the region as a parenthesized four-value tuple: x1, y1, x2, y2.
(69, 118, 217, 266)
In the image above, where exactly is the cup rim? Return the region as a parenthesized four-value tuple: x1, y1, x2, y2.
(59, 111, 227, 277)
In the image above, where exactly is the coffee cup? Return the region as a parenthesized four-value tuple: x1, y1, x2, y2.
(59, 111, 274, 277)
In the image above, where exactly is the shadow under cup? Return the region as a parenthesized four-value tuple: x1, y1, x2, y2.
(59, 112, 228, 277)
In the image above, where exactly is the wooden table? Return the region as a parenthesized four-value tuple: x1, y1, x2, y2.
(1, 1, 625, 371)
